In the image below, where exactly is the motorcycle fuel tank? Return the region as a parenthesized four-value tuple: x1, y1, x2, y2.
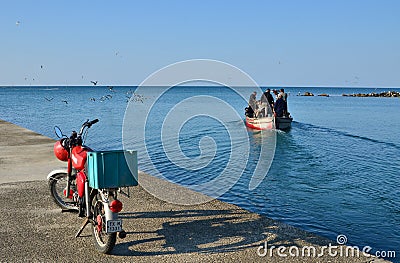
(71, 146, 91, 170)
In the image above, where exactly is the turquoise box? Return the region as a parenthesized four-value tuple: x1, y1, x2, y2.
(87, 150, 138, 189)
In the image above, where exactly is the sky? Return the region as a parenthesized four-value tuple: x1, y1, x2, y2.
(1, 0, 399, 87)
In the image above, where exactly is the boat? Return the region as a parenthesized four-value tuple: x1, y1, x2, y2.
(244, 104, 293, 130)
(245, 116, 274, 130)
(245, 93, 293, 130)
(245, 115, 293, 130)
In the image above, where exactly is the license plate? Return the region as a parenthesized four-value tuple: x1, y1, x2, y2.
(106, 219, 122, 233)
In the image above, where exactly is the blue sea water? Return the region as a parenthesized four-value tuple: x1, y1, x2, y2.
(0, 85, 399, 260)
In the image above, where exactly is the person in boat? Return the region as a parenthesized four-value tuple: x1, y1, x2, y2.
(274, 93, 285, 117)
(280, 88, 288, 116)
(280, 88, 287, 101)
(265, 89, 275, 108)
(247, 91, 258, 118)
(260, 89, 274, 117)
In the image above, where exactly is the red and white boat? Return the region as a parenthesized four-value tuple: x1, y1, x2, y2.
(245, 101, 293, 130)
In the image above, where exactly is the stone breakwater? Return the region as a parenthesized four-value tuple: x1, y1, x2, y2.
(342, 91, 400, 97)
(297, 90, 400, 98)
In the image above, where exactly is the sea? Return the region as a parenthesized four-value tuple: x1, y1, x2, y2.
(1, 85, 399, 260)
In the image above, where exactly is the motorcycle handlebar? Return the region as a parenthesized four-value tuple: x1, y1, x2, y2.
(56, 119, 99, 150)
(79, 119, 99, 136)
(89, 119, 99, 126)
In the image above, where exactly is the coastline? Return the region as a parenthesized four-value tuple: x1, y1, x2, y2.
(0, 119, 392, 262)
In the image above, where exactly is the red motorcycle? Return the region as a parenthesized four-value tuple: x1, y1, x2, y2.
(47, 119, 137, 253)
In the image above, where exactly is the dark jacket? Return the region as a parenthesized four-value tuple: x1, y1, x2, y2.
(266, 92, 274, 106)
(261, 91, 274, 106)
(274, 97, 285, 117)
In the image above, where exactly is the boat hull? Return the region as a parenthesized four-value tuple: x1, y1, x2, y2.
(275, 116, 293, 130)
(245, 116, 292, 130)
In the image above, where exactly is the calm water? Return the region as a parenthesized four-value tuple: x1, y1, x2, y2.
(1, 86, 399, 260)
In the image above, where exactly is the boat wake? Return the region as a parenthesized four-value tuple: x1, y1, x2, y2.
(293, 121, 400, 150)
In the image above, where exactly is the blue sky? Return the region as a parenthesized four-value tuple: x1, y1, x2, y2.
(1, 0, 399, 87)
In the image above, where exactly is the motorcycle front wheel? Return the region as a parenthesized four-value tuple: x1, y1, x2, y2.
(91, 194, 117, 254)
(48, 172, 78, 211)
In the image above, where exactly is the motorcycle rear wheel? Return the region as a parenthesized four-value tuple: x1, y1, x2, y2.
(91, 194, 117, 254)
(48, 172, 78, 211)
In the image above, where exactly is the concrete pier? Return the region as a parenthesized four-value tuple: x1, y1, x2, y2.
(0, 119, 391, 262)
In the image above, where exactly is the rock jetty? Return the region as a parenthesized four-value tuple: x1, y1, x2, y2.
(342, 90, 400, 97)
(298, 91, 314, 96)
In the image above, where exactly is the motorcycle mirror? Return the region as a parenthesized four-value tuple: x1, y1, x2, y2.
(54, 126, 63, 138)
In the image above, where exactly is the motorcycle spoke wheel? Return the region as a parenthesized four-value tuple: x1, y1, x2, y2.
(91, 196, 116, 254)
(48, 172, 78, 210)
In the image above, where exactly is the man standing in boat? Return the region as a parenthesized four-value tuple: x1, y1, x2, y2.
(280, 88, 288, 116)
(260, 88, 274, 117)
(265, 89, 275, 108)
(274, 93, 285, 117)
(247, 91, 258, 118)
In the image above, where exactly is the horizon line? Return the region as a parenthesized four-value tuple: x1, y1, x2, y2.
(1, 84, 399, 89)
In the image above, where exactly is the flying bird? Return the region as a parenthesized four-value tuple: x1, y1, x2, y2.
(90, 97, 96, 101)
(100, 95, 112, 102)
(90, 81, 98, 86)
(132, 93, 145, 103)
(16, 21, 20, 26)
(62, 100, 68, 104)
(44, 97, 53, 101)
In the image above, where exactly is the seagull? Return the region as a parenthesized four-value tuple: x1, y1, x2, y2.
(62, 100, 68, 104)
(132, 93, 145, 103)
(125, 92, 145, 103)
(44, 97, 53, 101)
(100, 95, 112, 102)
(90, 81, 98, 86)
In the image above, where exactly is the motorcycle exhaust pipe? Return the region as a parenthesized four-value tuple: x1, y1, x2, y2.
(85, 181, 90, 217)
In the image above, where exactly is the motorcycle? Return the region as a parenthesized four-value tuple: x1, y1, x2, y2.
(47, 119, 136, 254)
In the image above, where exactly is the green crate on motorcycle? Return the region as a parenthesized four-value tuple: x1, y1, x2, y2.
(87, 150, 138, 189)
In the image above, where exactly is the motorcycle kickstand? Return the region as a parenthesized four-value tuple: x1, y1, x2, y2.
(75, 217, 94, 238)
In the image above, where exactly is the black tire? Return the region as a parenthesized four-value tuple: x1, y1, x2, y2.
(48, 172, 78, 211)
(91, 194, 117, 254)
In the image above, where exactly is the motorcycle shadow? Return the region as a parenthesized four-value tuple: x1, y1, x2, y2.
(112, 208, 326, 257)
(113, 208, 261, 256)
